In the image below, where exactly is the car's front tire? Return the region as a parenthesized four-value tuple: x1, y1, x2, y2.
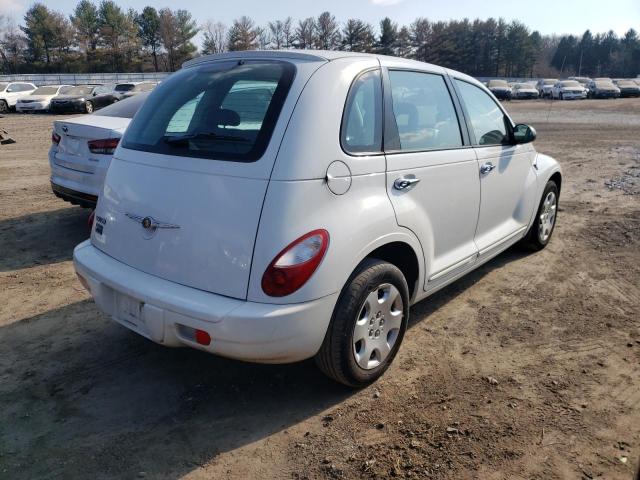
(0, 100, 8, 114)
(315, 258, 409, 387)
(85, 101, 94, 114)
(521, 180, 559, 251)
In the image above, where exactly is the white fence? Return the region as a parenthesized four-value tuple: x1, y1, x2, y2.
(0, 72, 171, 86)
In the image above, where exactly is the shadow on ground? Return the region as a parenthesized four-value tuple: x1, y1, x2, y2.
(0, 240, 530, 478)
(0, 207, 89, 271)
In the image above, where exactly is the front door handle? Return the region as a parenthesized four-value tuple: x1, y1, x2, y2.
(393, 176, 421, 190)
(480, 162, 496, 174)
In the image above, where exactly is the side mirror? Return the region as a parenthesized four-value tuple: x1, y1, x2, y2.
(513, 123, 536, 144)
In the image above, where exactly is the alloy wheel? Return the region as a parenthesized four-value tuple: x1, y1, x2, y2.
(538, 191, 557, 242)
(352, 283, 404, 370)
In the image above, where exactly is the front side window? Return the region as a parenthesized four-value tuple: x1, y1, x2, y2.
(341, 69, 382, 154)
(122, 60, 295, 162)
(455, 80, 509, 146)
(388, 71, 462, 151)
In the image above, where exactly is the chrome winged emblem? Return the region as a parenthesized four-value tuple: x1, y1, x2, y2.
(125, 213, 180, 238)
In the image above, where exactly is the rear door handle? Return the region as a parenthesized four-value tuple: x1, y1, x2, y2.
(480, 162, 496, 174)
(393, 176, 421, 190)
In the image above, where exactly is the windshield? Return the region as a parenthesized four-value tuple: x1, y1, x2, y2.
(595, 81, 614, 88)
(488, 80, 508, 88)
(32, 86, 59, 95)
(617, 81, 635, 87)
(115, 84, 135, 92)
(94, 92, 149, 119)
(122, 60, 295, 162)
(514, 83, 532, 89)
(543, 79, 557, 85)
(66, 86, 94, 96)
(561, 81, 581, 88)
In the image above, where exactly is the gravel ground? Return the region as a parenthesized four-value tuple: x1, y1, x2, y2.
(0, 99, 639, 479)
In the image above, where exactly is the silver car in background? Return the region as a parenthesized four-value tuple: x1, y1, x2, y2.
(536, 78, 558, 98)
(587, 80, 620, 99)
(551, 80, 587, 100)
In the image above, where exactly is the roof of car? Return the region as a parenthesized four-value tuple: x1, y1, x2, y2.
(182, 49, 487, 91)
(184, 49, 447, 71)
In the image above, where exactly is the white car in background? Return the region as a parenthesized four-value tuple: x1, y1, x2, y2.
(0, 81, 36, 113)
(16, 85, 73, 112)
(74, 51, 561, 387)
(49, 93, 148, 208)
(535, 78, 557, 98)
(551, 80, 587, 100)
(511, 83, 539, 99)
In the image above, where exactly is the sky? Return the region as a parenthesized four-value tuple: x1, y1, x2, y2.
(1, 0, 639, 40)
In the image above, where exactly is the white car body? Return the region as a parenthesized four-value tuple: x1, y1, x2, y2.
(512, 83, 539, 99)
(0, 81, 36, 110)
(15, 85, 73, 112)
(551, 81, 586, 100)
(74, 51, 561, 378)
(49, 93, 148, 207)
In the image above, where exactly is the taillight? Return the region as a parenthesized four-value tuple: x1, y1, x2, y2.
(262, 229, 329, 297)
(52, 132, 61, 144)
(87, 210, 95, 231)
(88, 138, 119, 154)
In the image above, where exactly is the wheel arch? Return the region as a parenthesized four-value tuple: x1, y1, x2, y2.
(549, 171, 562, 195)
(353, 235, 424, 303)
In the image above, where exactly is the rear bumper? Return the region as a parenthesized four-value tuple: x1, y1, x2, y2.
(49, 150, 105, 203)
(51, 182, 97, 208)
(73, 241, 338, 363)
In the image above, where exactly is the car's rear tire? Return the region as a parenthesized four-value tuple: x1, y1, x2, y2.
(0, 100, 8, 113)
(85, 101, 94, 114)
(521, 180, 559, 251)
(315, 258, 409, 387)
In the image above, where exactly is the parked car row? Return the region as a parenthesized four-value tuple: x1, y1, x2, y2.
(0, 81, 157, 113)
(484, 76, 640, 100)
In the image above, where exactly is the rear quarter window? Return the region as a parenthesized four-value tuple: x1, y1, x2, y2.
(122, 60, 295, 162)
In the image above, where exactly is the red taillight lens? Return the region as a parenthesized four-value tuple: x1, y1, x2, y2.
(52, 132, 61, 144)
(87, 210, 95, 231)
(88, 138, 119, 154)
(262, 229, 329, 297)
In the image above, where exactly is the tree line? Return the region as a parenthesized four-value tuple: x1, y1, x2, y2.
(0, 2, 638, 78)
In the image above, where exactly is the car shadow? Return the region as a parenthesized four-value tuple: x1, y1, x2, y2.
(0, 207, 90, 272)
(0, 246, 532, 478)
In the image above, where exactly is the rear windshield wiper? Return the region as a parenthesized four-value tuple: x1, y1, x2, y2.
(163, 132, 250, 145)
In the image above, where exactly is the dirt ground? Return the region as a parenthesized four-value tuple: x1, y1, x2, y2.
(0, 99, 638, 480)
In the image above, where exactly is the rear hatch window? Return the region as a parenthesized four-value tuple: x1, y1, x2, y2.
(122, 60, 295, 162)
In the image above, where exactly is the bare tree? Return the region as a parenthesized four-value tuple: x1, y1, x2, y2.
(295, 17, 316, 49)
(201, 20, 227, 54)
(0, 15, 27, 73)
(282, 17, 293, 49)
(268, 20, 283, 49)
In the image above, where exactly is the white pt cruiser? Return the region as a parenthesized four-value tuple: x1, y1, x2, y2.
(74, 51, 561, 387)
